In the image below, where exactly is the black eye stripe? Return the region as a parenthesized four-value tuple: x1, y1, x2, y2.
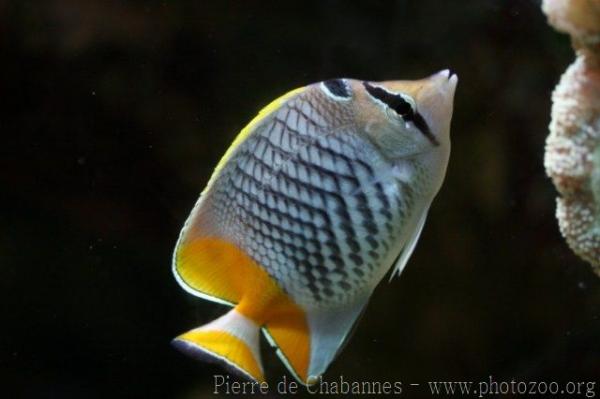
(408, 113, 438, 146)
(363, 82, 412, 116)
(323, 79, 351, 98)
(362, 81, 439, 146)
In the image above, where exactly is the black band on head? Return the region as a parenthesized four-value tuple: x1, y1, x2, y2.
(362, 81, 439, 146)
(363, 82, 412, 116)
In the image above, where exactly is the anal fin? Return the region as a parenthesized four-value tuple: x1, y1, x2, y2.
(305, 296, 369, 383)
(262, 298, 311, 384)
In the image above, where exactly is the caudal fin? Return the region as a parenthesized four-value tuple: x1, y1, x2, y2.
(172, 308, 264, 382)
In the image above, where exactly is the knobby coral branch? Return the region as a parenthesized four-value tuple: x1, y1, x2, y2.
(543, 0, 600, 275)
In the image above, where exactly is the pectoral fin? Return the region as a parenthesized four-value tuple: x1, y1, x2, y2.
(389, 207, 429, 281)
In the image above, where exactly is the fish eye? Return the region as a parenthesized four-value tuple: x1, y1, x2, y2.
(320, 79, 352, 100)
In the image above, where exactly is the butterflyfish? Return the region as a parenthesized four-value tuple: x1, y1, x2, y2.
(172, 70, 458, 385)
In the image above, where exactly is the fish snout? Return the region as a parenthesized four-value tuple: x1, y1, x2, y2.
(416, 69, 458, 146)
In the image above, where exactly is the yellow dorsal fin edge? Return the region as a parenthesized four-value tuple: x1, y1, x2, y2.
(204, 86, 306, 192)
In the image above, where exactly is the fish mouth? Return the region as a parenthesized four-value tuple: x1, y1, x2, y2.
(435, 69, 459, 93)
(429, 69, 458, 100)
(414, 69, 458, 144)
(437, 69, 457, 79)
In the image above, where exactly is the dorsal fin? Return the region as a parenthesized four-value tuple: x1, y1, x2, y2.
(172, 86, 306, 301)
(206, 86, 306, 193)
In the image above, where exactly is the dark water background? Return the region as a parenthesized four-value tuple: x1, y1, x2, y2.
(3, 0, 599, 397)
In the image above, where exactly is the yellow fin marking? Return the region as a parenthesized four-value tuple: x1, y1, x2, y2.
(178, 330, 264, 382)
(176, 237, 310, 382)
(176, 237, 282, 310)
(204, 86, 306, 192)
(264, 304, 310, 383)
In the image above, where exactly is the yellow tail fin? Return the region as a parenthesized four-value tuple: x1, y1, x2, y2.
(173, 309, 264, 382)
(173, 237, 313, 384)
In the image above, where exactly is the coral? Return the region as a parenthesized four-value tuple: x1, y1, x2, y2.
(543, 0, 600, 274)
(543, 0, 600, 47)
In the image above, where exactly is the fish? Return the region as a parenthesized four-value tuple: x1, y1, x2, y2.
(172, 70, 458, 385)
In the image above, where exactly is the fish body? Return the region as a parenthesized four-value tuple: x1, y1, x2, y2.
(172, 71, 457, 384)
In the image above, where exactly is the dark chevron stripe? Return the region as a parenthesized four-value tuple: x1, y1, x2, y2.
(253, 132, 361, 191)
(217, 95, 409, 302)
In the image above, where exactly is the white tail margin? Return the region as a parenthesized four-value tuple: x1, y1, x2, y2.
(172, 308, 265, 382)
